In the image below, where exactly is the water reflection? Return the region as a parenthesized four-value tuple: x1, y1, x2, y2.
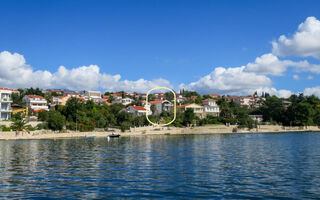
(0, 133, 320, 199)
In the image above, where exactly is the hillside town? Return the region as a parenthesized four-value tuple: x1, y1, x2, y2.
(0, 87, 267, 123)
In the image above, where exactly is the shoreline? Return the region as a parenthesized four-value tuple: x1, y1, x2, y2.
(0, 125, 319, 141)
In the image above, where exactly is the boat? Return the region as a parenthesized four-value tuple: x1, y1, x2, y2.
(108, 132, 121, 138)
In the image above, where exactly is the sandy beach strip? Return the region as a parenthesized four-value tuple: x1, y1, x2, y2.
(0, 125, 319, 141)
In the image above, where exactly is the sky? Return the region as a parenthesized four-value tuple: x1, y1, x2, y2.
(1, 0, 320, 97)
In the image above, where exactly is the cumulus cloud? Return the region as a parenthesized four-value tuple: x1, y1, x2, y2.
(307, 75, 314, 80)
(245, 53, 296, 76)
(179, 66, 272, 95)
(272, 16, 320, 59)
(0, 51, 52, 88)
(304, 86, 320, 97)
(293, 74, 299, 80)
(0, 51, 172, 93)
(255, 87, 292, 98)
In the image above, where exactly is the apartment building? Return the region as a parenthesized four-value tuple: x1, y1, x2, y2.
(0, 88, 12, 120)
(22, 95, 49, 112)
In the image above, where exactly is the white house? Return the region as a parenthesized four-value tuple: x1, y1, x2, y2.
(202, 99, 220, 117)
(112, 97, 134, 106)
(176, 94, 185, 103)
(0, 88, 12, 120)
(22, 95, 49, 112)
(127, 106, 149, 116)
(83, 91, 102, 103)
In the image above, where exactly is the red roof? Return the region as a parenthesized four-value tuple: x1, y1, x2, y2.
(26, 95, 45, 99)
(77, 97, 86, 102)
(225, 96, 239, 100)
(112, 92, 127, 96)
(33, 109, 46, 112)
(149, 100, 164, 104)
(64, 92, 79, 96)
(177, 104, 190, 108)
(131, 106, 146, 111)
(52, 90, 62, 93)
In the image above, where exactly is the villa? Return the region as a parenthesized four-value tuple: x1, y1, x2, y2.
(22, 95, 49, 112)
(127, 105, 150, 116)
(0, 88, 12, 120)
(112, 97, 133, 106)
(202, 99, 220, 117)
(83, 91, 102, 103)
(177, 103, 204, 118)
(148, 100, 173, 115)
(51, 96, 71, 106)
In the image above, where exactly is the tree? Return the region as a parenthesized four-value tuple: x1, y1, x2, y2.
(12, 93, 23, 105)
(38, 110, 48, 121)
(165, 92, 174, 101)
(11, 119, 27, 132)
(183, 108, 195, 126)
(47, 110, 66, 131)
(150, 104, 157, 115)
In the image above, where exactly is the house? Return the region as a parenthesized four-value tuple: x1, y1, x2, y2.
(176, 94, 185, 103)
(127, 106, 150, 116)
(225, 96, 241, 104)
(64, 92, 80, 98)
(249, 115, 263, 123)
(112, 97, 134, 106)
(177, 103, 204, 118)
(148, 100, 173, 115)
(209, 94, 220, 99)
(240, 96, 254, 107)
(22, 95, 49, 112)
(51, 90, 62, 95)
(51, 96, 70, 106)
(153, 92, 165, 100)
(202, 99, 220, 117)
(83, 91, 102, 103)
(0, 88, 12, 120)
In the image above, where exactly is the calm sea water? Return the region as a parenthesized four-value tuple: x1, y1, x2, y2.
(1, 132, 320, 199)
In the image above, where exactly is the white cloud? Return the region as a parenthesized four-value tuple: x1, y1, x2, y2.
(272, 16, 320, 59)
(293, 74, 299, 80)
(179, 66, 272, 95)
(245, 53, 296, 76)
(0, 51, 52, 88)
(304, 86, 320, 97)
(307, 75, 313, 80)
(255, 87, 292, 98)
(0, 51, 172, 93)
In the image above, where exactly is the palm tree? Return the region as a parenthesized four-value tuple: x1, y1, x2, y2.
(11, 119, 27, 132)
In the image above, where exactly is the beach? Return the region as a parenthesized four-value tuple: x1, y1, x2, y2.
(0, 125, 319, 140)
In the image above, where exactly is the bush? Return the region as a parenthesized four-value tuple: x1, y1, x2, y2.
(25, 125, 36, 131)
(1, 125, 11, 132)
(47, 110, 66, 131)
(120, 121, 130, 132)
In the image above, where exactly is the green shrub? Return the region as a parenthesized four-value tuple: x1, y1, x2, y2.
(1, 126, 11, 132)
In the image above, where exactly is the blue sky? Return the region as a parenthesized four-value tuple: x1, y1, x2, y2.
(1, 0, 320, 96)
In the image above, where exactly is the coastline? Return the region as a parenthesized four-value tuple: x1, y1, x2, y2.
(0, 125, 319, 141)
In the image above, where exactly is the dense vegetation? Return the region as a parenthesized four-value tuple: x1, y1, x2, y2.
(253, 94, 320, 126)
(7, 88, 320, 132)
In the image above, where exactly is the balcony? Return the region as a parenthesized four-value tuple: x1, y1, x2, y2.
(0, 98, 12, 102)
(0, 108, 12, 112)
